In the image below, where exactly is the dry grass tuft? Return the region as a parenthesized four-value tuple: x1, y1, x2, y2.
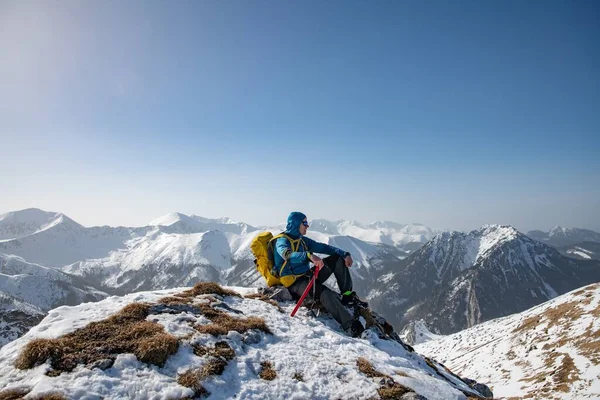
(357, 357, 387, 378)
(293, 372, 304, 381)
(203, 358, 228, 376)
(180, 282, 241, 298)
(0, 388, 31, 400)
(0, 390, 66, 400)
(15, 303, 178, 372)
(194, 304, 271, 336)
(158, 296, 193, 305)
(212, 341, 235, 360)
(244, 293, 284, 313)
(177, 357, 229, 398)
(177, 369, 209, 398)
(259, 361, 277, 380)
(117, 302, 152, 320)
(553, 353, 579, 392)
(377, 382, 412, 399)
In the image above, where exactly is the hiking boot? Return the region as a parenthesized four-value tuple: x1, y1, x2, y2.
(346, 319, 365, 338)
(341, 291, 368, 308)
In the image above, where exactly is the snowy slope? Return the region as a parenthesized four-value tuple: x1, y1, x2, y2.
(400, 320, 443, 346)
(0, 285, 486, 400)
(416, 283, 600, 399)
(0, 253, 107, 347)
(0, 292, 45, 348)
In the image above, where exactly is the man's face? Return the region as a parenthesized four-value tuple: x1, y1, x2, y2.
(299, 218, 309, 235)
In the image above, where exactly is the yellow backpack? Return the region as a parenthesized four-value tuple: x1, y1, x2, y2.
(250, 232, 307, 287)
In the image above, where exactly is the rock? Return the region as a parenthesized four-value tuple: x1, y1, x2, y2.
(462, 377, 493, 398)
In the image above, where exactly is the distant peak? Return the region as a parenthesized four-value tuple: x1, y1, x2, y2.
(148, 212, 193, 226)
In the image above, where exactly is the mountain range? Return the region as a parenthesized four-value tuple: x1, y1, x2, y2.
(367, 225, 600, 335)
(1, 207, 599, 350)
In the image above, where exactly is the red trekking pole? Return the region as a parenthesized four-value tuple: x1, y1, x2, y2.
(290, 265, 320, 317)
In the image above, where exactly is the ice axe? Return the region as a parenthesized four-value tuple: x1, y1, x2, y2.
(290, 265, 321, 317)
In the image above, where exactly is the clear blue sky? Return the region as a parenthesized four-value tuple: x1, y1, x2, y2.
(1, 0, 599, 231)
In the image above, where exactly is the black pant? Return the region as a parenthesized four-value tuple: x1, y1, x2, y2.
(288, 254, 354, 329)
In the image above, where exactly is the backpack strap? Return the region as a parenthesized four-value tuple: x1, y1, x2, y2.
(269, 233, 306, 277)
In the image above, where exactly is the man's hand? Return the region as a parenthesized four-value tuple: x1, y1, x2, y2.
(309, 254, 324, 269)
(344, 255, 353, 267)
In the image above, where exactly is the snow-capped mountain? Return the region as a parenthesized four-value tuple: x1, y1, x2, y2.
(0, 208, 67, 240)
(528, 226, 600, 247)
(64, 229, 234, 294)
(0, 253, 107, 347)
(149, 212, 257, 236)
(0, 283, 488, 399)
(416, 282, 600, 400)
(307, 219, 437, 252)
(0, 209, 141, 267)
(368, 225, 600, 335)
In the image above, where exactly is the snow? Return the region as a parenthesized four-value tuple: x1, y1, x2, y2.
(416, 283, 600, 399)
(0, 209, 71, 241)
(0, 286, 478, 400)
(567, 249, 592, 259)
(0, 253, 106, 311)
(148, 212, 191, 227)
(308, 219, 437, 249)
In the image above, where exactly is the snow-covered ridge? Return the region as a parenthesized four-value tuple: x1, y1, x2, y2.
(427, 224, 520, 272)
(307, 219, 437, 249)
(0, 209, 82, 241)
(415, 283, 600, 399)
(0, 284, 486, 399)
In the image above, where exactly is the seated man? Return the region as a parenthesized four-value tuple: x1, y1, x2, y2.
(273, 211, 367, 337)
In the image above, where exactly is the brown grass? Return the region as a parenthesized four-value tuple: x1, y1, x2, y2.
(194, 304, 271, 336)
(0, 388, 30, 400)
(553, 353, 579, 392)
(15, 303, 179, 372)
(259, 361, 277, 380)
(513, 316, 542, 334)
(357, 357, 387, 378)
(179, 282, 241, 298)
(177, 357, 229, 398)
(192, 341, 235, 361)
(244, 293, 284, 313)
(377, 382, 412, 399)
(158, 296, 193, 305)
(0, 390, 66, 400)
(177, 369, 209, 398)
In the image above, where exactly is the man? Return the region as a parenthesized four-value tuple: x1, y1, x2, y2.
(273, 211, 367, 337)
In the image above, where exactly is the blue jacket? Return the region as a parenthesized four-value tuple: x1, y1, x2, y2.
(273, 212, 349, 278)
